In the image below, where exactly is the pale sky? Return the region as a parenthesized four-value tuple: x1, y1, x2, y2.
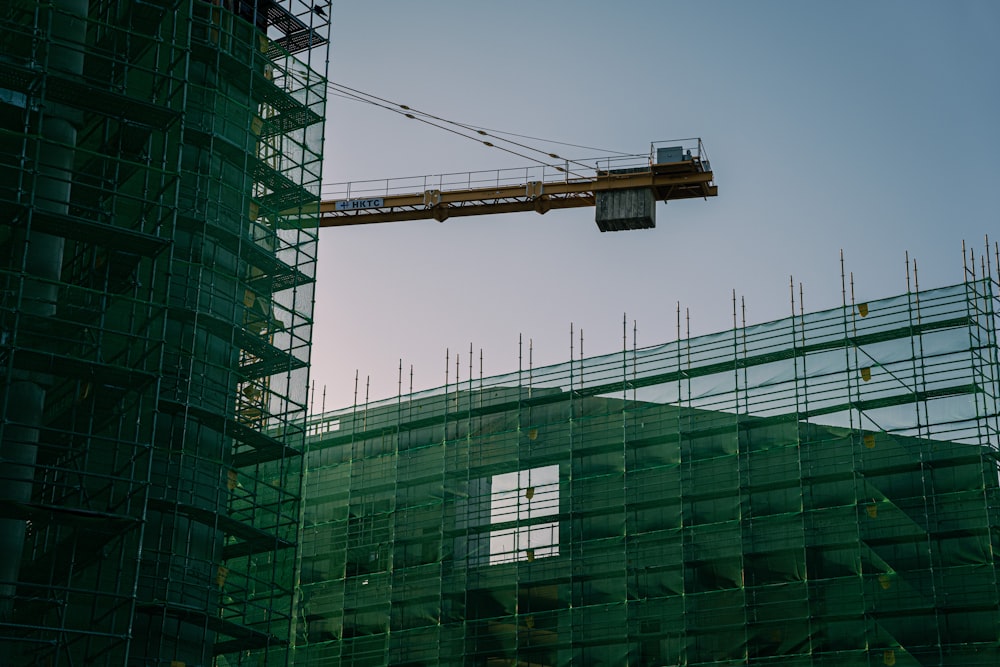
(309, 1, 1000, 412)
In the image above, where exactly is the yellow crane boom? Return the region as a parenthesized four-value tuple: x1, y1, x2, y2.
(318, 139, 718, 231)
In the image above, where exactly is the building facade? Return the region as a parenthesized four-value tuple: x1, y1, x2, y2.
(297, 277, 1000, 666)
(0, 1, 328, 664)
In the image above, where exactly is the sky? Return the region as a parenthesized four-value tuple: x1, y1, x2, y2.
(308, 0, 1000, 412)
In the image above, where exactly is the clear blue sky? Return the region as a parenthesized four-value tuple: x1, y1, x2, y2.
(309, 0, 1000, 411)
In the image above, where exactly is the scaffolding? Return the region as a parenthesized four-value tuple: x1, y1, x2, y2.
(297, 259, 1000, 666)
(0, 1, 328, 664)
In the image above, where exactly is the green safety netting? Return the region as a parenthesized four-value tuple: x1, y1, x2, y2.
(297, 279, 999, 666)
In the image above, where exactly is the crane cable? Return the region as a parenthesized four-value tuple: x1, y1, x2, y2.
(326, 82, 590, 178)
(324, 81, 629, 179)
(460, 126, 634, 158)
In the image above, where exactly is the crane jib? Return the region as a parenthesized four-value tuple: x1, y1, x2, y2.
(320, 140, 717, 229)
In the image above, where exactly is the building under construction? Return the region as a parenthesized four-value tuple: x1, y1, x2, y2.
(297, 270, 1000, 666)
(3, 2, 1000, 666)
(0, 1, 329, 664)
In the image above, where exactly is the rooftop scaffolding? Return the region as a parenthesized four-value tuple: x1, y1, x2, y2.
(297, 256, 1000, 666)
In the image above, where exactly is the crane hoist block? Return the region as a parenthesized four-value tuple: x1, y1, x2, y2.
(595, 187, 655, 232)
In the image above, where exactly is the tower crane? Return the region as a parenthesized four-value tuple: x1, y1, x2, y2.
(318, 139, 717, 232)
